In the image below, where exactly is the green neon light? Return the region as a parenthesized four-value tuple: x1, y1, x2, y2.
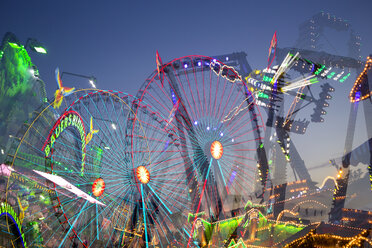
(304, 59, 312, 64)
(8, 42, 21, 49)
(257, 92, 269, 99)
(314, 64, 325, 75)
(310, 78, 319, 84)
(327, 71, 336, 79)
(262, 75, 272, 82)
(339, 72, 351, 83)
(0, 202, 27, 247)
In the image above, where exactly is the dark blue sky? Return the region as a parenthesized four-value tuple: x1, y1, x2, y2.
(2, 0, 372, 185)
(2, 0, 371, 95)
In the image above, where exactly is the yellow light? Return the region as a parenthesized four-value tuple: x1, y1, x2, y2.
(136, 166, 150, 184)
(211, 140, 223, 160)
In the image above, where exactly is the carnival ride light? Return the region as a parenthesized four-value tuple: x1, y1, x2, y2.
(136, 166, 150, 184)
(26, 38, 47, 54)
(211, 140, 223, 160)
(89, 79, 96, 88)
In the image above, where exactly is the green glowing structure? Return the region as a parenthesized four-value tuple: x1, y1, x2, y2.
(0, 32, 47, 163)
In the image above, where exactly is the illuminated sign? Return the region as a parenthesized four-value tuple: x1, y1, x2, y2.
(43, 110, 86, 175)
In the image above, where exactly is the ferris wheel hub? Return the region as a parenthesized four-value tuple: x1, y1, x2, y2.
(210, 140, 223, 160)
(136, 166, 150, 184)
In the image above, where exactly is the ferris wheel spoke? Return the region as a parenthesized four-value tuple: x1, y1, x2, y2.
(190, 62, 203, 119)
(77, 184, 133, 237)
(88, 94, 126, 161)
(67, 105, 125, 173)
(77, 97, 121, 161)
(216, 160, 227, 190)
(183, 67, 201, 118)
(212, 76, 221, 118)
(217, 81, 233, 121)
(147, 184, 173, 214)
(170, 68, 197, 121)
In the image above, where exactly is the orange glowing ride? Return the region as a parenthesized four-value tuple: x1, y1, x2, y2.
(211, 140, 223, 160)
(136, 166, 150, 184)
(53, 67, 75, 109)
(92, 178, 105, 197)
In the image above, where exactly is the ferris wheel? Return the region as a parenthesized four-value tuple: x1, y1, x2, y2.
(5, 89, 190, 247)
(136, 55, 267, 225)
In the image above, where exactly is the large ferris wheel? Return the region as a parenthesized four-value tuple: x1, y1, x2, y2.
(4, 89, 194, 247)
(136, 55, 267, 224)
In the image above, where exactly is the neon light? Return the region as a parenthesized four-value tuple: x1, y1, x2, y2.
(222, 95, 255, 123)
(276, 209, 299, 222)
(319, 176, 339, 190)
(339, 72, 351, 83)
(327, 71, 336, 79)
(0, 202, 27, 247)
(17, 197, 28, 225)
(257, 92, 269, 99)
(314, 64, 325, 75)
(92, 178, 105, 197)
(137, 166, 150, 184)
(43, 110, 86, 175)
(349, 56, 372, 102)
(53, 67, 75, 109)
(156, 50, 164, 87)
(211, 141, 223, 160)
(262, 75, 273, 82)
(8, 42, 21, 49)
(210, 60, 242, 83)
(85, 117, 99, 145)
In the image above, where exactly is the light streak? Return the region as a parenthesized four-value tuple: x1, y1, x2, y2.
(32, 169, 106, 206)
(270, 52, 300, 85)
(222, 95, 255, 123)
(210, 60, 242, 83)
(276, 209, 299, 222)
(319, 176, 339, 190)
(281, 74, 317, 92)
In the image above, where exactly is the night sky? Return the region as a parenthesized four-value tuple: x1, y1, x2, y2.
(2, 0, 372, 196)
